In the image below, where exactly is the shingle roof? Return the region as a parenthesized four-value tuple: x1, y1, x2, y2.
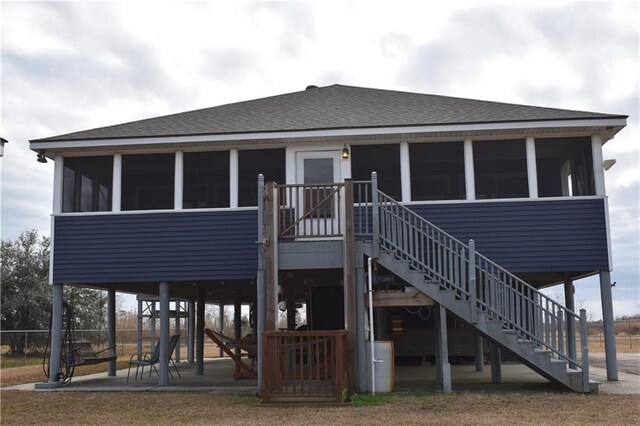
(33, 84, 626, 142)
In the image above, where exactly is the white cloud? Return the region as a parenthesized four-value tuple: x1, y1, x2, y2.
(1, 1, 638, 315)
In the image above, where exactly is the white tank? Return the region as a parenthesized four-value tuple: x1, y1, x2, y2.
(366, 340, 395, 393)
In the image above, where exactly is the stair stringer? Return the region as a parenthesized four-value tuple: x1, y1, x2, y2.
(363, 245, 596, 393)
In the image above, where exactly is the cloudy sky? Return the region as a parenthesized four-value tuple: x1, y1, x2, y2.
(1, 1, 638, 317)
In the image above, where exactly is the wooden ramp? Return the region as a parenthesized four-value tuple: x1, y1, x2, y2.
(204, 328, 257, 380)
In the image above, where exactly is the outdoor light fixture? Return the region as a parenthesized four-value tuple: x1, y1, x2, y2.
(341, 145, 350, 159)
(37, 150, 48, 164)
(603, 159, 616, 171)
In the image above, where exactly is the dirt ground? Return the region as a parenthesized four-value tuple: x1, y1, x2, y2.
(1, 391, 638, 425)
(1, 341, 638, 425)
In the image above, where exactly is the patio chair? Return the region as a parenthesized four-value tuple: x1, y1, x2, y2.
(168, 334, 182, 378)
(127, 334, 181, 382)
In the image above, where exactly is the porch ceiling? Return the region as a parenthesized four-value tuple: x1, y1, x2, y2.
(64, 280, 258, 305)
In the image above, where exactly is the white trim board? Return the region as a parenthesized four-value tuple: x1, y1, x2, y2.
(52, 206, 259, 217)
(51, 195, 603, 217)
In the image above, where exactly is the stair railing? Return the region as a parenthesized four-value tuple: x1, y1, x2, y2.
(364, 173, 587, 387)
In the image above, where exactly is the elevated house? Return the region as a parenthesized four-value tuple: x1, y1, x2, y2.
(31, 85, 626, 399)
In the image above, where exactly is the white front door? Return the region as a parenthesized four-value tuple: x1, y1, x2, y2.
(295, 150, 342, 237)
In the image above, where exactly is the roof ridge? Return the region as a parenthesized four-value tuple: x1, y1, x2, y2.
(325, 84, 625, 117)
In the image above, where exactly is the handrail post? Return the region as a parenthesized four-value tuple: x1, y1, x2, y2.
(371, 172, 379, 258)
(580, 309, 590, 392)
(557, 307, 564, 355)
(468, 239, 477, 324)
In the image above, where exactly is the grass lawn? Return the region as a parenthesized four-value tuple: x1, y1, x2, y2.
(1, 391, 638, 425)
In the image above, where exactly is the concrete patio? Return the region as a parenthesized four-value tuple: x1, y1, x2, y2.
(8, 357, 637, 394)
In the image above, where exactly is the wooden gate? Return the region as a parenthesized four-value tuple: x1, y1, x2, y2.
(261, 331, 348, 403)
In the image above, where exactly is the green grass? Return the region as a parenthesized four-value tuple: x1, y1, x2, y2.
(350, 393, 395, 406)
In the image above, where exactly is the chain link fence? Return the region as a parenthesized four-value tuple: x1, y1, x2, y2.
(1, 329, 166, 367)
(587, 318, 640, 352)
(1, 326, 251, 367)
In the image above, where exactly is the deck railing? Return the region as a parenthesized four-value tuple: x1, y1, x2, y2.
(277, 183, 345, 239)
(261, 330, 348, 403)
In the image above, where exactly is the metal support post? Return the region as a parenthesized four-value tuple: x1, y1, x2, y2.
(174, 302, 181, 363)
(474, 333, 484, 372)
(159, 282, 170, 385)
(187, 299, 195, 363)
(107, 289, 116, 376)
(218, 303, 225, 358)
(234, 298, 242, 358)
(490, 342, 502, 384)
(580, 309, 590, 392)
(434, 303, 452, 392)
(196, 289, 205, 375)
(564, 279, 577, 362)
(137, 299, 143, 359)
(48, 283, 64, 383)
(599, 271, 618, 380)
(150, 302, 157, 353)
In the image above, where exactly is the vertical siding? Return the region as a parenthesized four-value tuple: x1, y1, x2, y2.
(408, 198, 608, 272)
(53, 210, 258, 283)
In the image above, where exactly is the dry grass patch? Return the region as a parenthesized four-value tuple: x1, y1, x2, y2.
(588, 335, 640, 354)
(1, 391, 638, 425)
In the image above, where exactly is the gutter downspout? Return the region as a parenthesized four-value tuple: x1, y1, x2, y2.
(367, 257, 381, 393)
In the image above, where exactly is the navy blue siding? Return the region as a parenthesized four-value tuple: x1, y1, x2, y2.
(409, 198, 608, 272)
(53, 199, 608, 283)
(53, 210, 258, 283)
